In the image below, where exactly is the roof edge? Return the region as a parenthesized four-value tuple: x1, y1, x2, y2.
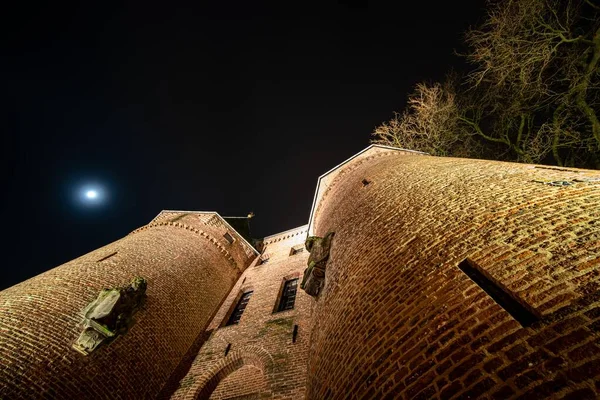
(263, 224, 309, 240)
(306, 144, 428, 236)
(153, 210, 260, 255)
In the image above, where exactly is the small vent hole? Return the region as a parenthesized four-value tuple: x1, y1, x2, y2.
(362, 179, 371, 187)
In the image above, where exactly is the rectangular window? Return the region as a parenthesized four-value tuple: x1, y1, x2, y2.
(458, 259, 539, 327)
(258, 256, 269, 265)
(226, 291, 253, 326)
(290, 246, 304, 256)
(277, 279, 298, 312)
(223, 232, 235, 244)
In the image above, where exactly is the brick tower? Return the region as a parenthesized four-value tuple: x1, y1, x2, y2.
(305, 145, 600, 399)
(0, 212, 257, 398)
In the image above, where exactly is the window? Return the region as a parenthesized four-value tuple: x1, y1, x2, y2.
(458, 259, 538, 327)
(225, 291, 253, 326)
(97, 251, 117, 262)
(223, 232, 235, 244)
(257, 254, 270, 265)
(277, 279, 298, 312)
(289, 246, 304, 256)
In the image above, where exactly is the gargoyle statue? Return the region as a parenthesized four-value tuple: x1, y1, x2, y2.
(301, 231, 335, 297)
(73, 276, 147, 355)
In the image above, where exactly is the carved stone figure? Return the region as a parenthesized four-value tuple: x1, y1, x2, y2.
(73, 276, 147, 355)
(301, 232, 335, 297)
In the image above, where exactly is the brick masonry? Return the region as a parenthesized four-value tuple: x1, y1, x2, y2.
(171, 225, 313, 400)
(0, 211, 255, 399)
(2, 145, 600, 399)
(307, 148, 600, 399)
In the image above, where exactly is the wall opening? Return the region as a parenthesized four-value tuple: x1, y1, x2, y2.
(225, 291, 253, 326)
(289, 245, 304, 256)
(223, 232, 235, 244)
(292, 325, 298, 343)
(458, 259, 539, 327)
(97, 251, 117, 262)
(274, 279, 298, 313)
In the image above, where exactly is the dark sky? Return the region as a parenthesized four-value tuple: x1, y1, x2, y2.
(2, 1, 487, 289)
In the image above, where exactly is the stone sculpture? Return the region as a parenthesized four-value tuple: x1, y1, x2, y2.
(73, 276, 147, 355)
(301, 232, 335, 297)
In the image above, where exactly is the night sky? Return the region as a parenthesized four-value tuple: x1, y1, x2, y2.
(3, 1, 487, 290)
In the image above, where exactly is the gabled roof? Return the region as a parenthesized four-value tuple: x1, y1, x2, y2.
(306, 144, 428, 236)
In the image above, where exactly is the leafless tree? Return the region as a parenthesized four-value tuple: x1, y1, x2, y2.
(373, 0, 600, 168)
(372, 80, 483, 158)
(464, 0, 600, 166)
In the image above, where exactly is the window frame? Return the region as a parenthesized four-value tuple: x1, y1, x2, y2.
(224, 290, 253, 326)
(223, 232, 235, 244)
(289, 245, 304, 256)
(274, 278, 299, 313)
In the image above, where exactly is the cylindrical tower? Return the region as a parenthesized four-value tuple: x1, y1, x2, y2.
(306, 146, 600, 399)
(0, 211, 257, 399)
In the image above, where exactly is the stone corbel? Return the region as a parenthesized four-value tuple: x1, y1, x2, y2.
(73, 276, 147, 355)
(301, 232, 335, 297)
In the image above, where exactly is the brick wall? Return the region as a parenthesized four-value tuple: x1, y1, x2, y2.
(307, 150, 600, 399)
(0, 211, 255, 399)
(172, 225, 313, 399)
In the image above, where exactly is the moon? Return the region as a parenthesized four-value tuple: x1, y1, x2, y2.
(76, 184, 106, 206)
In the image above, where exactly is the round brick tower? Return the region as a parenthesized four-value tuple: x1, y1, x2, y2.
(306, 146, 600, 399)
(0, 211, 257, 399)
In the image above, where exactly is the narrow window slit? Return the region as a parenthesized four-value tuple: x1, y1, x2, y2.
(97, 251, 118, 262)
(225, 343, 231, 356)
(458, 259, 539, 327)
(292, 325, 298, 343)
(225, 291, 253, 326)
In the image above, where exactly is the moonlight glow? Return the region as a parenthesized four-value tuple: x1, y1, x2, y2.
(76, 184, 107, 206)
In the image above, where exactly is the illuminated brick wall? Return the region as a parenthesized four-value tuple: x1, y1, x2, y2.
(306, 149, 600, 399)
(308, 151, 600, 399)
(3, 145, 600, 400)
(172, 225, 313, 399)
(0, 211, 255, 399)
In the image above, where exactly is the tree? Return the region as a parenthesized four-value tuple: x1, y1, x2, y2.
(373, 0, 600, 168)
(372, 79, 483, 158)
(465, 0, 600, 167)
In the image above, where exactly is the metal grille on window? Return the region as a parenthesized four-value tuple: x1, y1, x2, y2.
(278, 279, 298, 312)
(226, 291, 253, 325)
